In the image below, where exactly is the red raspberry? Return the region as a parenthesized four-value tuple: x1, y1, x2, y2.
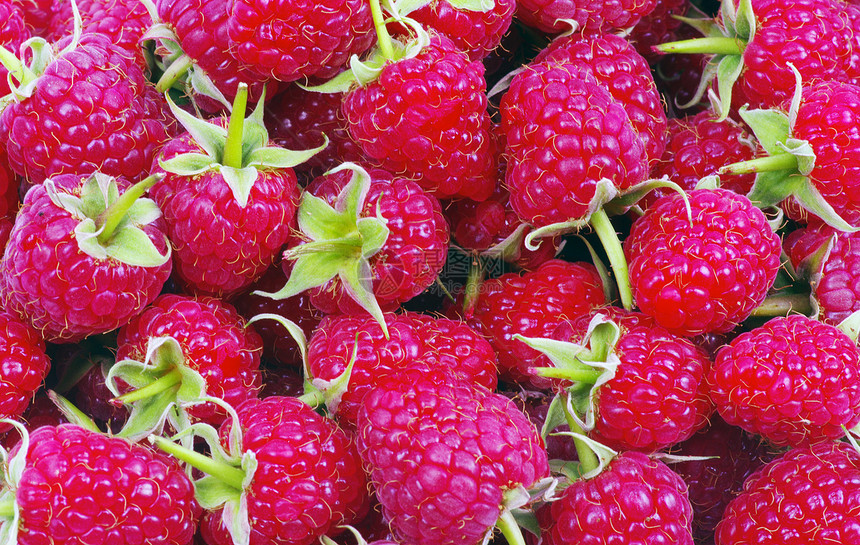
(534, 33, 668, 166)
(202, 396, 370, 545)
(294, 167, 449, 316)
(357, 373, 549, 545)
(500, 59, 648, 228)
(151, 120, 299, 297)
(466, 259, 606, 388)
(226, 0, 375, 82)
(342, 32, 496, 200)
(156, 0, 273, 112)
(9, 424, 201, 545)
(783, 224, 860, 324)
(117, 295, 263, 426)
(0, 391, 66, 449)
(0, 33, 173, 184)
(0, 2, 29, 97)
(49, 0, 153, 67)
(0, 312, 50, 432)
(0, 174, 172, 343)
(543, 307, 713, 452)
(624, 188, 782, 336)
(645, 110, 756, 208)
(715, 441, 860, 544)
(308, 312, 498, 427)
(516, 0, 658, 35)
(409, 0, 516, 61)
(710, 315, 860, 447)
(538, 451, 695, 544)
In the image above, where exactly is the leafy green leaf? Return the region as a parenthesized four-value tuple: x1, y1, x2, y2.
(195, 476, 243, 510)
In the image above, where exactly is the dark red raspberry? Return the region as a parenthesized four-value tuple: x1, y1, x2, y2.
(264, 85, 364, 182)
(627, 0, 688, 62)
(466, 259, 606, 388)
(668, 416, 774, 542)
(117, 295, 263, 426)
(624, 188, 782, 336)
(710, 315, 860, 447)
(516, 0, 658, 35)
(357, 372, 549, 545)
(226, 0, 375, 82)
(715, 441, 860, 544)
(7, 424, 201, 545)
(342, 32, 496, 200)
(537, 451, 695, 544)
(0, 391, 66, 449)
(232, 264, 323, 368)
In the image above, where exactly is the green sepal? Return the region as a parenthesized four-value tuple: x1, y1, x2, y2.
(309, 334, 360, 415)
(794, 231, 834, 281)
(712, 54, 743, 121)
(779, 138, 815, 176)
(43, 173, 171, 268)
(838, 311, 860, 344)
(672, 15, 721, 37)
(738, 107, 790, 156)
(256, 163, 391, 336)
(0, 419, 29, 545)
(551, 430, 618, 480)
(158, 153, 217, 176)
(219, 166, 258, 208)
(384, 0, 433, 16)
(302, 19, 431, 94)
(524, 178, 618, 251)
(108, 336, 206, 442)
(540, 394, 568, 442)
(46, 391, 100, 432)
(245, 137, 329, 171)
(516, 314, 622, 433)
(446, 0, 494, 11)
(246, 314, 308, 373)
(792, 178, 860, 233)
(164, 94, 228, 159)
(608, 177, 692, 218)
(746, 170, 802, 207)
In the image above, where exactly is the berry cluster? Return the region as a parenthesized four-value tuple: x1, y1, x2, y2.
(0, 0, 859, 544)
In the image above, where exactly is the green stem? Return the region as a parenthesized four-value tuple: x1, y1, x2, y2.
(369, 0, 395, 60)
(150, 435, 246, 490)
(589, 208, 633, 311)
(655, 36, 745, 55)
(0, 497, 14, 518)
(155, 54, 193, 93)
(719, 153, 799, 175)
(462, 256, 485, 318)
(496, 509, 526, 545)
(750, 293, 813, 317)
(222, 83, 249, 169)
(534, 367, 604, 382)
(95, 173, 164, 244)
(563, 394, 600, 475)
(297, 388, 325, 409)
(114, 368, 182, 404)
(47, 391, 101, 433)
